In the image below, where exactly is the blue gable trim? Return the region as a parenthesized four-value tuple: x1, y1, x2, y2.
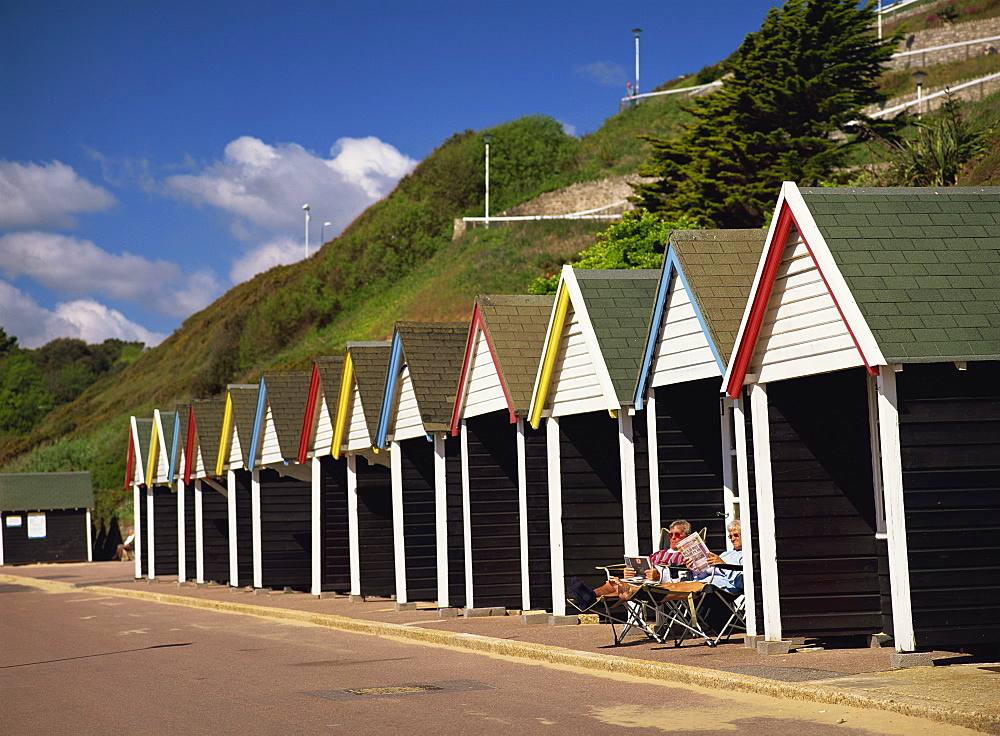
(633, 246, 724, 409)
(247, 377, 268, 471)
(167, 411, 181, 486)
(375, 332, 404, 449)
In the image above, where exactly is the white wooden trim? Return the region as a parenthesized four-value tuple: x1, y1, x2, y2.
(645, 390, 660, 551)
(311, 456, 322, 596)
(464, 330, 508, 419)
(547, 417, 565, 616)
(750, 384, 782, 641)
(86, 510, 93, 563)
(177, 482, 186, 581)
(434, 434, 449, 608)
(146, 486, 155, 579)
(732, 394, 757, 638)
(195, 480, 204, 584)
(867, 374, 888, 538)
(390, 441, 406, 603)
(619, 412, 638, 557)
(347, 455, 361, 596)
(0, 508, 5, 565)
(720, 398, 737, 527)
(877, 368, 916, 652)
(517, 419, 531, 611)
(461, 421, 474, 609)
(228, 469, 238, 587)
(133, 483, 141, 579)
(251, 469, 262, 589)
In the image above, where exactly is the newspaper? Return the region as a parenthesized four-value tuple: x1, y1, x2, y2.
(676, 532, 712, 572)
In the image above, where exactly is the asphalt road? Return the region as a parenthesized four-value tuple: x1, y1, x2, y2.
(0, 581, 979, 735)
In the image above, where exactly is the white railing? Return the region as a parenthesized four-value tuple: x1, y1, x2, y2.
(892, 34, 1000, 59)
(869, 70, 1000, 117)
(619, 79, 723, 107)
(878, 0, 924, 15)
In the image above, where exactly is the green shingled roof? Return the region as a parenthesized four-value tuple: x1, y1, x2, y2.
(191, 398, 226, 474)
(670, 229, 767, 364)
(175, 404, 190, 466)
(263, 370, 311, 461)
(396, 322, 468, 432)
(134, 417, 153, 474)
(574, 269, 660, 404)
(0, 471, 94, 512)
(315, 356, 345, 422)
(799, 187, 1000, 363)
(348, 342, 392, 443)
(228, 385, 259, 468)
(158, 411, 177, 460)
(478, 294, 554, 416)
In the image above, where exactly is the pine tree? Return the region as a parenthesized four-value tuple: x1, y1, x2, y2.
(633, 0, 896, 228)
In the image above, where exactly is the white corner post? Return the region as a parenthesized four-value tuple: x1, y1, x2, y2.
(434, 433, 449, 608)
(146, 486, 155, 579)
(619, 411, 639, 556)
(390, 442, 407, 604)
(876, 367, 916, 652)
(177, 482, 185, 581)
(732, 393, 757, 638)
(194, 480, 205, 584)
(461, 421, 475, 609)
(347, 455, 361, 596)
(133, 484, 142, 579)
(86, 509, 93, 562)
(251, 469, 262, 590)
(750, 383, 782, 642)
(228, 470, 238, 587)
(645, 390, 661, 552)
(517, 419, 531, 611)
(547, 417, 566, 616)
(311, 456, 322, 596)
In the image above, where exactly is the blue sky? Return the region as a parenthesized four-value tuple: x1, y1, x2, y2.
(1, 0, 783, 348)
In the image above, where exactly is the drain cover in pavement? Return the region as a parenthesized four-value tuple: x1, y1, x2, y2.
(718, 666, 847, 682)
(304, 679, 493, 701)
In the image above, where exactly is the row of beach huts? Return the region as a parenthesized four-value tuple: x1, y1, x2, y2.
(126, 183, 1000, 656)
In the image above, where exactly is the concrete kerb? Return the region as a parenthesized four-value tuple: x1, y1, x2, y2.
(5, 574, 998, 734)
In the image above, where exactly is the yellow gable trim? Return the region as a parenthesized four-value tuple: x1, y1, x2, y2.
(215, 392, 234, 477)
(146, 419, 159, 485)
(331, 352, 355, 459)
(529, 285, 570, 429)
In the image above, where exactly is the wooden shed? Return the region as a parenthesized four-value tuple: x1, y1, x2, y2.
(632, 229, 766, 636)
(450, 295, 553, 611)
(142, 408, 179, 580)
(217, 384, 258, 588)
(725, 183, 1000, 653)
(528, 266, 660, 616)
(332, 342, 396, 600)
(190, 397, 230, 585)
(173, 404, 197, 583)
(374, 322, 468, 609)
(0, 472, 94, 564)
(127, 415, 153, 578)
(298, 356, 351, 596)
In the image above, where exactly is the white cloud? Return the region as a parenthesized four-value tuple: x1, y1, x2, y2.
(0, 232, 222, 319)
(229, 236, 302, 284)
(576, 61, 629, 87)
(0, 160, 117, 229)
(0, 280, 165, 349)
(162, 135, 417, 252)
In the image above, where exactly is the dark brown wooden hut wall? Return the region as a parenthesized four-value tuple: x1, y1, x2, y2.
(466, 413, 521, 608)
(151, 486, 178, 577)
(320, 455, 350, 592)
(445, 435, 466, 608)
(182, 482, 196, 580)
(233, 470, 253, 587)
(201, 485, 229, 585)
(399, 440, 437, 602)
(1, 509, 89, 563)
(632, 408, 652, 552)
(767, 369, 881, 638)
(524, 424, 551, 611)
(653, 379, 727, 551)
(559, 413, 623, 591)
(138, 488, 148, 577)
(355, 456, 394, 598)
(258, 469, 311, 591)
(897, 361, 1000, 648)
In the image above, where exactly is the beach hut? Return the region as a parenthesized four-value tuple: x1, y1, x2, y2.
(126, 416, 153, 578)
(725, 183, 1000, 655)
(374, 322, 468, 609)
(528, 266, 660, 616)
(0, 472, 94, 564)
(450, 295, 553, 611)
(245, 370, 313, 591)
(217, 384, 259, 588)
(172, 404, 196, 583)
(331, 342, 395, 600)
(190, 397, 229, 585)
(298, 356, 351, 596)
(140, 409, 179, 579)
(633, 229, 766, 636)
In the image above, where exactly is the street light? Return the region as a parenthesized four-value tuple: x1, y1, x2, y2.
(632, 28, 642, 104)
(483, 133, 492, 229)
(912, 69, 928, 117)
(322, 221, 332, 244)
(302, 203, 311, 258)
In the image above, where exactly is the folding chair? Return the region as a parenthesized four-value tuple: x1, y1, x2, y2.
(707, 591, 745, 646)
(566, 568, 662, 646)
(642, 581, 716, 647)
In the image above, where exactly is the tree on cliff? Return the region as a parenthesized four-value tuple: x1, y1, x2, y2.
(632, 0, 897, 228)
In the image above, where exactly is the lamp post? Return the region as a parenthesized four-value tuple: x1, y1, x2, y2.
(912, 70, 928, 117)
(302, 204, 311, 258)
(322, 221, 332, 244)
(483, 133, 492, 229)
(632, 28, 642, 103)
(877, 0, 882, 40)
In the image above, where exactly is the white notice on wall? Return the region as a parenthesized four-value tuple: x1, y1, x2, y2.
(27, 512, 46, 539)
(6, 515, 22, 527)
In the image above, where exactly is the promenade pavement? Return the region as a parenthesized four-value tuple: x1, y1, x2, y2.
(3, 560, 999, 734)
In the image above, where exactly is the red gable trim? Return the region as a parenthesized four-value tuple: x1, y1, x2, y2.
(450, 304, 516, 436)
(183, 406, 196, 485)
(726, 201, 876, 398)
(297, 363, 322, 464)
(124, 424, 135, 489)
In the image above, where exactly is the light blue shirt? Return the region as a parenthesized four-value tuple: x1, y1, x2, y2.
(706, 549, 743, 594)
